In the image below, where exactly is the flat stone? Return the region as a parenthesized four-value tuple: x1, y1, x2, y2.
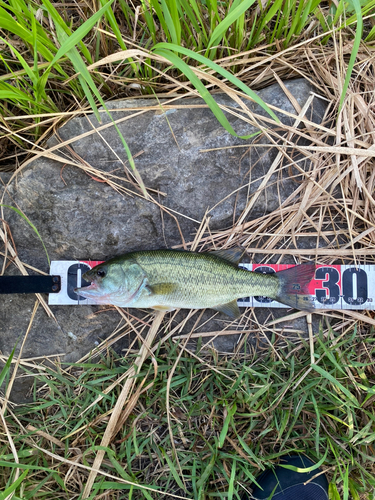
(0, 79, 327, 402)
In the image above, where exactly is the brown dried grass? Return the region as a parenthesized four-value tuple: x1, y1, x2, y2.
(1, 30, 375, 499)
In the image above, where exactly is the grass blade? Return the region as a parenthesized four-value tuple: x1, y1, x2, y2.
(311, 364, 360, 407)
(39, 1, 148, 196)
(338, 0, 363, 112)
(0, 469, 29, 500)
(0, 87, 31, 101)
(147, 0, 171, 42)
(219, 403, 237, 448)
(153, 43, 279, 124)
(153, 47, 254, 138)
(160, 447, 186, 491)
(0, 205, 50, 266)
(40, 0, 93, 63)
(0, 5, 55, 61)
(161, 0, 181, 46)
(179, 0, 208, 44)
(207, 0, 257, 52)
(0, 344, 16, 388)
(0, 37, 37, 87)
(46, 0, 115, 70)
(227, 458, 236, 500)
(280, 448, 328, 472)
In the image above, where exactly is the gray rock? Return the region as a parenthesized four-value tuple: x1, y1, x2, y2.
(0, 79, 327, 402)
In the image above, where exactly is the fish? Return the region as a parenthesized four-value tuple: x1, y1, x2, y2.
(75, 249, 316, 318)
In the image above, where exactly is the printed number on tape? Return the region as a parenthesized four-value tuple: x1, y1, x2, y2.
(48, 261, 375, 310)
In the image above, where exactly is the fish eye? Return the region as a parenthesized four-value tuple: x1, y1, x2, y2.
(97, 269, 106, 278)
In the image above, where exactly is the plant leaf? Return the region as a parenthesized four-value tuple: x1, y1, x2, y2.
(0, 469, 29, 500)
(311, 364, 360, 407)
(207, 0, 257, 51)
(0, 344, 16, 389)
(153, 42, 279, 123)
(154, 47, 255, 138)
(279, 448, 328, 473)
(1, 205, 50, 266)
(338, 0, 363, 112)
(46, 0, 115, 70)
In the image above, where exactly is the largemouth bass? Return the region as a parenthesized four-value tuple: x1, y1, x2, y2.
(75, 249, 316, 318)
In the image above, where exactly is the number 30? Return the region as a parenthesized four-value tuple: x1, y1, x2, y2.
(315, 267, 368, 306)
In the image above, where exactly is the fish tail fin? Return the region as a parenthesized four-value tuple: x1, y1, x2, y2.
(275, 264, 316, 311)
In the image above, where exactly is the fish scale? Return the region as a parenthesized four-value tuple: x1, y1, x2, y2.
(135, 252, 279, 302)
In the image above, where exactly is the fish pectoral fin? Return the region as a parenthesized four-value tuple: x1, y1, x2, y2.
(213, 300, 241, 319)
(209, 247, 245, 265)
(148, 282, 178, 296)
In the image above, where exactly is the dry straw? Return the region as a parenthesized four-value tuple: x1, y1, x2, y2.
(1, 24, 375, 499)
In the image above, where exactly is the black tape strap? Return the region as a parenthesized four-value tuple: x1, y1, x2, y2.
(0, 275, 61, 294)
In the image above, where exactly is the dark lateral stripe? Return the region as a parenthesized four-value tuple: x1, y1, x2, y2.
(0, 275, 61, 294)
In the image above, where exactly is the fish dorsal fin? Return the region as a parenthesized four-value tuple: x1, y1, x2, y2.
(209, 247, 245, 265)
(213, 300, 241, 319)
(148, 282, 177, 296)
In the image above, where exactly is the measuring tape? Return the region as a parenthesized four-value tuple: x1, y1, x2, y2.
(48, 261, 375, 311)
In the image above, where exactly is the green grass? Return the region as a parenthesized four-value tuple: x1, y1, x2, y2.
(1, 325, 375, 498)
(0, 0, 371, 143)
(0, 0, 371, 177)
(1, 0, 375, 498)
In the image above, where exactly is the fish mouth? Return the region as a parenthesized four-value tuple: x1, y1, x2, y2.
(74, 275, 148, 306)
(74, 282, 115, 305)
(74, 281, 99, 298)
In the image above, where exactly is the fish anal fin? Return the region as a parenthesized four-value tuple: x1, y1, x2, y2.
(209, 247, 245, 265)
(213, 300, 241, 319)
(152, 305, 176, 312)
